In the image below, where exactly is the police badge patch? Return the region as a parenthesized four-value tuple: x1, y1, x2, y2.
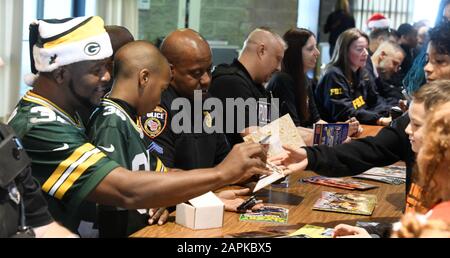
(142, 106, 168, 139)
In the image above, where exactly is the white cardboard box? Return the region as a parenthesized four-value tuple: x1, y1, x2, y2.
(176, 191, 224, 230)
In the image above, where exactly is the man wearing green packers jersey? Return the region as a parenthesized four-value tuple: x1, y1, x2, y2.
(8, 16, 269, 236)
(87, 41, 171, 237)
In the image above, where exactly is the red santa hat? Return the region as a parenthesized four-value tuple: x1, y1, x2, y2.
(367, 13, 391, 30)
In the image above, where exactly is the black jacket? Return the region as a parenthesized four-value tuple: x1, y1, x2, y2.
(0, 123, 53, 237)
(374, 77, 405, 106)
(140, 86, 230, 170)
(315, 66, 391, 124)
(210, 59, 273, 146)
(366, 59, 405, 106)
(267, 72, 321, 128)
(0, 167, 53, 238)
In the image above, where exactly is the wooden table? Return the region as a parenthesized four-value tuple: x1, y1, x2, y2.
(132, 125, 405, 238)
(131, 171, 405, 238)
(359, 125, 383, 138)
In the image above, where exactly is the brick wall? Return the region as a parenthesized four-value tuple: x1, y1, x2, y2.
(138, 0, 181, 44)
(199, 0, 298, 47)
(137, 0, 347, 47)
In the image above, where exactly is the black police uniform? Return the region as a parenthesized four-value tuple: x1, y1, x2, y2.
(0, 123, 53, 238)
(315, 66, 391, 125)
(209, 59, 274, 146)
(267, 72, 321, 128)
(140, 86, 230, 170)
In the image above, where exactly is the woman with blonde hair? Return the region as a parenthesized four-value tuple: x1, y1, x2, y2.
(393, 102, 450, 238)
(416, 103, 450, 210)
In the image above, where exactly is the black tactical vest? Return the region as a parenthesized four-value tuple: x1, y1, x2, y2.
(0, 123, 34, 237)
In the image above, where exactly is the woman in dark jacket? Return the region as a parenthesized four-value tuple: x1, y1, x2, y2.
(268, 28, 324, 128)
(315, 28, 392, 126)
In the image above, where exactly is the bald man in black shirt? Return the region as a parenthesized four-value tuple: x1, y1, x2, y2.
(210, 28, 287, 146)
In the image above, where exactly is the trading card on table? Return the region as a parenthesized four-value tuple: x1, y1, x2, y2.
(313, 123, 349, 146)
(361, 166, 407, 179)
(302, 176, 378, 190)
(289, 225, 334, 238)
(313, 192, 377, 216)
(353, 174, 406, 185)
(239, 206, 289, 224)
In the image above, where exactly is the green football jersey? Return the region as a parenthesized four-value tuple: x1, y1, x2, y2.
(88, 99, 167, 172)
(87, 98, 167, 237)
(8, 91, 120, 232)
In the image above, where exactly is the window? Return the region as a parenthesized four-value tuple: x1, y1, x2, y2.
(20, 0, 40, 97)
(412, 0, 441, 24)
(353, 0, 414, 32)
(85, 0, 97, 16)
(43, 0, 73, 18)
(297, 0, 320, 36)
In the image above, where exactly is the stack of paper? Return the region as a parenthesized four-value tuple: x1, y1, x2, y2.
(244, 114, 306, 156)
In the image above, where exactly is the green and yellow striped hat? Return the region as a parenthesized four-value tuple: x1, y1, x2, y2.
(30, 16, 113, 73)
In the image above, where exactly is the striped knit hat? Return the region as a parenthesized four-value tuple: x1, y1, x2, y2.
(29, 16, 113, 73)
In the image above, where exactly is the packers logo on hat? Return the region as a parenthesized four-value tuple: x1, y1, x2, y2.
(30, 16, 113, 73)
(142, 106, 168, 139)
(84, 42, 101, 56)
